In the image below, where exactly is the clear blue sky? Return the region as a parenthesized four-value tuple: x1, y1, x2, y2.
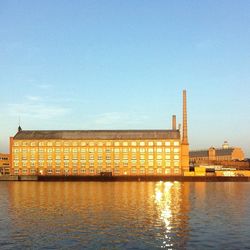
(0, 0, 250, 156)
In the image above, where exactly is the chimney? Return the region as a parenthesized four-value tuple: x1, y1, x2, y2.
(182, 90, 188, 145)
(172, 115, 176, 130)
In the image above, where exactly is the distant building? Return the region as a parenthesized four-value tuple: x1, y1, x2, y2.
(9, 91, 190, 176)
(190, 141, 245, 163)
(0, 153, 10, 175)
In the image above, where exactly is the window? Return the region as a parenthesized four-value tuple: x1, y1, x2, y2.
(131, 148, 136, 153)
(165, 155, 171, 160)
(89, 148, 95, 153)
(106, 142, 111, 146)
(148, 142, 154, 146)
(174, 148, 179, 153)
(174, 161, 179, 167)
(174, 141, 179, 146)
(165, 148, 171, 153)
(123, 142, 128, 146)
(156, 142, 162, 146)
(140, 168, 145, 174)
(148, 148, 153, 153)
(72, 148, 78, 153)
(114, 142, 120, 146)
(98, 148, 103, 153)
(165, 168, 171, 174)
(156, 148, 162, 153)
(165, 141, 170, 146)
(98, 142, 103, 146)
(47, 169, 53, 174)
(148, 160, 154, 167)
(55, 142, 61, 146)
(114, 168, 120, 174)
(131, 168, 137, 174)
(89, 142, 94, 146)
(56, 169, 61, 174)
(139, 142, 145, 146)
(123, 148, 128, 153)
(47, 142, 53, 146)
(48, 148, 53, 153)
(131, 142, 137, 146)
(140, 148, 145, 153)
(148, 155, 154, 160)
(174, 169, 179, 174)
(157, 160, 162, 166)
(81, 142, 86, 146)
(157, 155, 162, 160)
(157, 168, 162, 174)
(165, 161, 171, 167)
(148, 168, 154, 174)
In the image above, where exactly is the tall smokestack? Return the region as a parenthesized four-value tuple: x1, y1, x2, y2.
(172, 115, 176, 130)
(182, 90, 188, 145)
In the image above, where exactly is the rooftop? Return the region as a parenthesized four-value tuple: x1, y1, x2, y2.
(13, 129, 180, 140)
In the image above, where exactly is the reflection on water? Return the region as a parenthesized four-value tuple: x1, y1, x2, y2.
(154, 181, 189, 249)
(1, 182, 250, 249)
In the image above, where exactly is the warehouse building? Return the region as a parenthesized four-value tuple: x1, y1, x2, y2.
(10, 91, 189, 176)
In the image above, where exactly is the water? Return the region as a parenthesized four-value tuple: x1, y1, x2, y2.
(0, 182, 250, 249)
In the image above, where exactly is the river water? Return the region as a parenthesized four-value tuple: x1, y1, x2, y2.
(0, 181, 250, 249)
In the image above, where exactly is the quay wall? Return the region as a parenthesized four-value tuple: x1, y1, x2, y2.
(1, 175, 250, 182)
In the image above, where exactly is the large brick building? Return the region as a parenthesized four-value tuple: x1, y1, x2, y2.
(10, 91, 189, 176)
(190, 141, 245, 163)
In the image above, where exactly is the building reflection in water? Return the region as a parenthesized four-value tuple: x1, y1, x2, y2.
(5, 181, 190, 249)
(154, 181, 190, 249)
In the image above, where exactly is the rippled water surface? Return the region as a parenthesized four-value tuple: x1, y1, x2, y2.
(0, 182, 250, 249)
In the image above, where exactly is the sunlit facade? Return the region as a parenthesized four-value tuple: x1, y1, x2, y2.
(10, 91, 189, 176)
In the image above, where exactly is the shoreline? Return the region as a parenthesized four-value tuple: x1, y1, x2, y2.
(1, 175, 250, 182)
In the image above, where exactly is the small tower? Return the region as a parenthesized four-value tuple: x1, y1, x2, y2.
(222, 141, 229, 149)
(18, 125, 22, 132)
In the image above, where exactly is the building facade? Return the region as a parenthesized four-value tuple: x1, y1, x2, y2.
(190, 141, 245, 163)
(10, 91, 189, 176)
(0, 153, 10, 175)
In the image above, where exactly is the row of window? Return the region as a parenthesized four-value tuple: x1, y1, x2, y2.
(15, 154, 179, 160)
(14, 168, 180, 175)
(14, 141, 180, 147)
(13, 147, 180, 153)
(14, 160, 180, 167)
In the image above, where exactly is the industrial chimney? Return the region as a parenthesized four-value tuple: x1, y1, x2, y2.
(172, 115, 176, 130)
(182, 89, 188, 145)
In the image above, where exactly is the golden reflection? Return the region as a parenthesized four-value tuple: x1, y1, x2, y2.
(154, 181, 188, 249)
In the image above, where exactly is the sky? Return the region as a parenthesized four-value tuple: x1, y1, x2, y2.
(0, 0, 250, 156)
